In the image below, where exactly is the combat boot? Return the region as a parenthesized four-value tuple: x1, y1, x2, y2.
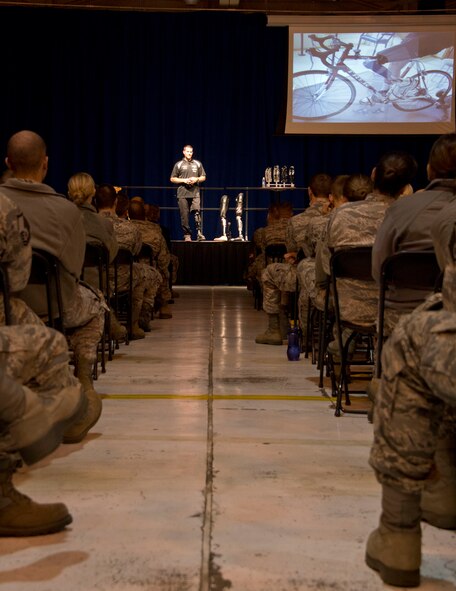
(365, 484, 421, 587)
(62, 358, 102, 444)
(0, 454, 72, 536)
(158, 304, 173, 319)
(255, 314, 283, 345)
(109, 308, 127, 341)
(139, 303, 153, 332)
(130, 301, 145, 340)
(2, 376, 87, 465)
(421, 437, 456, 529)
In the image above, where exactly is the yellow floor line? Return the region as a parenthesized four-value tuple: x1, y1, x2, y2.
(101, 393, 330, 401)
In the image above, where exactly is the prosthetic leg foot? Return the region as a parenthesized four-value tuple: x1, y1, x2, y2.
(214, 195, 229, 241)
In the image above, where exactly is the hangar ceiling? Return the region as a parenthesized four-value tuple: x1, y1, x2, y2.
(0, 0, 455, 14)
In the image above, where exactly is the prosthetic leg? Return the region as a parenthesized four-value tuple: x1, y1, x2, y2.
(232, 192, 245, 241)
(214, 194, 230, 242)
(194, 210, 205, 241)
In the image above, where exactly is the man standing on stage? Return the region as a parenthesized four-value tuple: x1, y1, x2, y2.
(170, 145, 206, 242)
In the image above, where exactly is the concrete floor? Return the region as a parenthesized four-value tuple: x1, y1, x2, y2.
(1, 287, 455, 591)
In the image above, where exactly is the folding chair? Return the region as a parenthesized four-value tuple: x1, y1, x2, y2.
(250, 244, 263, 311)
(376, 250, 442, 379)
(135, 242, 155, 266)
(28, 249, 65, 333)
(329, 247, 377, 417)
(81, 241, 111, 375)
(264, 243, 287, 265)
(111, 247, 134, 341)
(318, 279, 335, 388)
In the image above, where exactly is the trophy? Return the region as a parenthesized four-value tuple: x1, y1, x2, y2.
(265, 167, 272, 186)
(273, 165, 280, 185)
(281, 165, 289, 186)
(289, 165, 295, 187)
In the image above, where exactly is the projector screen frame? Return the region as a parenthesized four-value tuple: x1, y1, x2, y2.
(274, 15, 456, 135)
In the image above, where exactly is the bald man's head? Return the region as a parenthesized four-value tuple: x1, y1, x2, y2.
(6, 130, 48, 181)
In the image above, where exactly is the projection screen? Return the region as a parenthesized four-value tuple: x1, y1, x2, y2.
(276, 15, 456, 135)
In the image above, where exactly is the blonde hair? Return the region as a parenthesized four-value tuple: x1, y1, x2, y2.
(68, 172, 96, 206)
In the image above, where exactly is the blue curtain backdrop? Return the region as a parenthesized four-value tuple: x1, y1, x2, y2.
(0, 7, 439, 239)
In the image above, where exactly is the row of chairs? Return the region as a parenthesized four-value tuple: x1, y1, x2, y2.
(252, 243, 289, 311)
(306, 247, 442, 417)
(2, 243, 151, 380)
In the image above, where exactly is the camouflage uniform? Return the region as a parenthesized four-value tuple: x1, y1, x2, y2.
(295, 212, 332, 319)
(302, 213, 329, 259)
(262, 202, 328, 324)
(99, 211, 162, 313)
(0, 179, 106, 365)
(79, 202, 118, 290)
(318, 194, 393, 327)
(264, 218, 290, 248)
(150, 220, 179, 286)
(0, 192, 41, 327)
(0, 324, 82, 455)
(296, 257, 325, 317)
(130, 219, 171, 304)
(0, 193, 82, 454)
(245, 227, 266, 285)
(370, 275, 456, 494)
(64, 290, 106, 364)
(249, 219, 290, 286)
(370, 204, 456, 494)
(169, 253, 179, 285)
(285, 201, 327, 253)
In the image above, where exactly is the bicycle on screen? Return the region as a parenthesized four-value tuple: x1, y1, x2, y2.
(293, 34, 453, 120)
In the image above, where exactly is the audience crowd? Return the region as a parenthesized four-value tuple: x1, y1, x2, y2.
(253, 132, 456, 588)
(0, 130, 179, 537)
(0, 128, 455, 589)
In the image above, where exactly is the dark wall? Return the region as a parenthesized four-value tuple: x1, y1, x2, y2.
(0, 7, 438, 238)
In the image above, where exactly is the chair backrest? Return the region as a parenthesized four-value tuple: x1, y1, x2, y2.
(265, 243, 287, 264)
(28, 249, 65, 332)
(328, 246, 375, 417)
(135, 242, 154, 266)
(330, 246, 374, 283)
(82, 241, 110, 299)
(0, 263, 12, 325)
(379, 250, 441, 292)
(376, 249, 442, 377)
(329, 245, 375, 330)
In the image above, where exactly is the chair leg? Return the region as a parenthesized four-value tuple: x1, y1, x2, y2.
(304, 299, 312, 358)
(318, 314, 332, 389)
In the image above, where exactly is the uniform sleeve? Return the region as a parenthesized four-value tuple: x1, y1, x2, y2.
(372, 208, 398, 284)
(286, 218, 297, 252)
(430, 202, 456, 271)
(314, 238, 330, 288)
(58, 207, 86, 279)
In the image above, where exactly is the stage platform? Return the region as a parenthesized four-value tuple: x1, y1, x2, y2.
(171, 240, 251, 285)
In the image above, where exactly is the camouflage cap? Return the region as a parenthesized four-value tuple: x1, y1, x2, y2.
(0, 192, 31, 292)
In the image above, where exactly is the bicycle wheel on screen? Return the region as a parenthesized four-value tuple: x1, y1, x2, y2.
(293, 70, 356, 120)
(392, 70, 453, 112)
